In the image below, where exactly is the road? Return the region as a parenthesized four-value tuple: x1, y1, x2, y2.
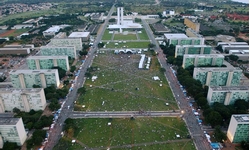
(44, 4, 115, 150)
(142, 20, 211, 150)
(70, 111, 182, 118)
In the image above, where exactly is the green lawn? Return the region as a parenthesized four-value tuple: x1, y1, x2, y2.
(102, 30, 113, 40)
(75, 51, 177, 111)
(105, 41, 150, 49)
(8, 29, 29, 37)
(54, 118, 194, 150)
(138, 29, 149, 40)
(113, 33, 137, 40)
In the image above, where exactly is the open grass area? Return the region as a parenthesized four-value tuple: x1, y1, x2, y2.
(113, 33, 137, 40)
(54, 118, 195, 150)
(105, 41, 150, 49)
(75, 51, 177, 111)
(102, 30, 113, 40)
(138, 29, 149, 40)
(8, 29, 29, 37)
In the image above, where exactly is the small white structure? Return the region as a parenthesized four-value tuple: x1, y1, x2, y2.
(176, 135, 180, 138)
(92, 76, 98, 81)
(108, 122, 111, 126)
(153, 76, 160, 80)
(138, 54, 146, 69)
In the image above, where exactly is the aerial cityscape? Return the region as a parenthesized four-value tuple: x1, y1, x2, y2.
(0, 0, 249, 150)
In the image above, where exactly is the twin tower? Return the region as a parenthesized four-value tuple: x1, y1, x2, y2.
(117, 7, 124, 25)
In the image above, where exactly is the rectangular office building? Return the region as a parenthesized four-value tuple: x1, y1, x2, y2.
(193, 67, 242, 86)
(27, 56, 69, 71)
(182, 54, 224, 69)
(227, 114, 249, 143)
(48, 38, 82, 51)
(207, 86, 249, 105)
(0, 88, 46, 113)
(0, 117, 27, 146)
(164, 33, 204, 46)
(175, 45, 211, 57)
(40, 46, 77, 59)
(10, 69, 60, 88)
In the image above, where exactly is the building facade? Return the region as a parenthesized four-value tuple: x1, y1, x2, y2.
(182, 54, 224, 69)
(184, 18, 200, 32)
(227, 114, 249, 143)
(164, 34, 204, 46)
(40, 46, 77, 59)
(207, 86, 249, 105)
(27, 56, 69, 71)
(10, 69, 60, 88)
(0, 117, 27, 146)
(0, 88, 46, 113)
(175, 45, 212, 57)
(193, 67, 242, 86)
(48, 38, 82, 51)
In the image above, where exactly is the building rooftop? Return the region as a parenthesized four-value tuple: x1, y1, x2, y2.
(164, 33, 188, 39)
(40, 46, 75, 49)
(27, 55, 68, 60)
(183, 54, 224, 58)
(210, 86, 249, 91)
(176, 45, 211, 48)
(43, 26, 61, 33)
(0, 88, 43, 94)
(233, 114, 249, 123)
(68, 32, 90, 38)
(217, 42, 248, 46)
(194, 67, 242, 72)
(186, 28, 203, 38)
(0, 117, 20, 125)
(10, 69, 58, 74)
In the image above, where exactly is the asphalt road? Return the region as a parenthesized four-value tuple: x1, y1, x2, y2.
(44, 4, 115, 150)
(141, 20, 211, 150)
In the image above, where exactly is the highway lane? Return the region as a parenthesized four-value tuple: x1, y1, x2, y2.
(141, 20, 211, 150)
(44, 4, 115, 150)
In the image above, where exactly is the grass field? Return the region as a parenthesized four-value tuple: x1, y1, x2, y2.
(102, 30, 113, 40)
(54, 118, 195, 150)
(138, 29, 149, 40)
(75, 51, 177, 111)
(105, 41, 150, 49)
(113, 33, 137, 40)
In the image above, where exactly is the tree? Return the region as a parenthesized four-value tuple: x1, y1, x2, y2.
(79, 50, 88, 56)
(13, 107, 21, 114)
(77, 87, 86, 94)
(98, 42, 104, 48)
(205, 111, 222, 127)
(32, 84, 41, 88)
(241, 141, 249, 150)
(234, 99, 249, 113)
(160, 67, 166, 73)
(196, 97, 208, 108)
(109, 18, 116, 22)
(148, 43, 155, 49)
(2, 142, 19, 150)
(229, 54, 239, 61)
(213, 126, 227, 142)
(52, 67, 66, 79)
(70, 66, 76, 72)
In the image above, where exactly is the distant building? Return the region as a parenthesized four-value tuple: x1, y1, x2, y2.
(164, 33, 204, 46)
(207, 86, 249, 105)
(0, 117, 27, 146)
(193, 67, 242, 86)
(0, 48, 30, 55)
(163, 10, 175, 16)
(186, 28, 203, 38)
(40, 46, 77, 59)
(68, 32, 90, 42)
(0, 88, 46, 112)
(175, 45, 212, 57)
(217, 42, 249, 52)
(48, 38, 82, 51)
(11, 24, 33, 29)
(10, 69, 60, 88)
(227, 114, 249, 143)
(27, 55, 69, 71)
(184, 18, 200, 32)
(42, 26, 61, 37)
(182, 54, 224, 69)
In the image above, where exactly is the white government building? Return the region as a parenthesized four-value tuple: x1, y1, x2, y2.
(0, 117, 27, 147)
(0, 88, 46, 113)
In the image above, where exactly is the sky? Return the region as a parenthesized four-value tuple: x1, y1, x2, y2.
(231, 0, 249, 4)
